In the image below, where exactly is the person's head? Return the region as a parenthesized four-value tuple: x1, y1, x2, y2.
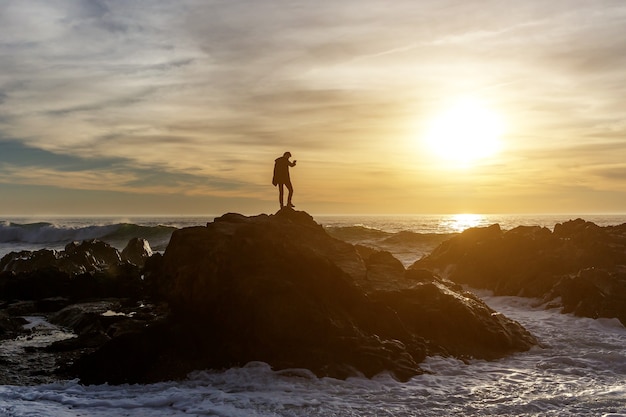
(283, 151, 292, 158)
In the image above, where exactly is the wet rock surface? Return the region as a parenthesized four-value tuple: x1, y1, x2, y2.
(0, 238, 165, 385)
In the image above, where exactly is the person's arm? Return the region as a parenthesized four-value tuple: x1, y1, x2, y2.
(289, 160, 297, 167)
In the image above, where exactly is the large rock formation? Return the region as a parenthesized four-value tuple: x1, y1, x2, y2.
(411, 219, 626, 325)
(0, 238, 165, 385)
(72, 209, 536, 384)
(0, 239, 151, 302)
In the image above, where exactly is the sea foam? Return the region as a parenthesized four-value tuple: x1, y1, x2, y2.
(1, 295, 624, 417)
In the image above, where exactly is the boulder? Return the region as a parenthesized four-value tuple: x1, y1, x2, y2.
(72, 209, 536, 384)
(62, 240, 122, 275)
(47, 300, 169, 356)
(0, 240, 145, 303)
(552, 267, 626, 323)
(373, 274, 537, 360)
(0, 249, 61, 274)
(0, 240, 121, 277)
(413, 224, 564, 297)
(121, 238, 153, 267)
(412, 220, 626, 324)
(356, 246, 406, 292)
(50, 300, 124, 336)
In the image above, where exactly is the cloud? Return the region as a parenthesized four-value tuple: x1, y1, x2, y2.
(0, 0, 625, 213)
(0, 138, 261, 199)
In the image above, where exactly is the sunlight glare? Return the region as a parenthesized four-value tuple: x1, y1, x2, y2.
(424, 98, 504, 166)
(441, 213, 486, 232)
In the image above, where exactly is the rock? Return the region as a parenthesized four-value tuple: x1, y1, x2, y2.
(413, 224, 564, 297)
(36, 297, 72, 313)
(356, 246, 406, 292)
(62, 240, 122, 275)
(4, 300, 38, 316)
(0, 268, 72, 301)
(371, 277, 537, 360)
(50, 300, 123, 335)
(0, 311, 28, 340)
(0, 240, 122, 278)
(46, 332, 110, 352)
(412, 220, 626, 324)
(66, 320, 181, 385)
(553, 218, 601, 239)
(45, 300, 170, 378)
(121, 238, 153, 267)
(552, 267, 626, 324)
(72, 209, 536, 385)
(0, 249, 60, 274)
(0, 241, 145, 303)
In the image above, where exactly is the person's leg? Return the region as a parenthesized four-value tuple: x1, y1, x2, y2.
(286, 181, 294, 207)
(278, 183, 285, 208)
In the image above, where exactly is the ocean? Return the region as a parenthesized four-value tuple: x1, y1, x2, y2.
(1, 213, 626, 416)
(2, 213, 625, 262)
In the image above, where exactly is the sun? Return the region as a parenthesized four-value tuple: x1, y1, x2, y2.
(424, 97, 504, 166)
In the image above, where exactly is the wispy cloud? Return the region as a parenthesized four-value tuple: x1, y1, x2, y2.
(0, 0, 625, 213)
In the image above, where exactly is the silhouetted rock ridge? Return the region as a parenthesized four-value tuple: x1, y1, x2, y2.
(72, 208, 536, 384)
(412, 219, 626, 325)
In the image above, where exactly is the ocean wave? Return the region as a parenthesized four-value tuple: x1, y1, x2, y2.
(381, 230, 458, 246)
(324, 225, 457, 244)
(324, 225, 392, 242)
(0, 222, 176, 251)
(324, 226, 457, 267)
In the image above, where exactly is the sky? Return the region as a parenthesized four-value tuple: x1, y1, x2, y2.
(1, 0, 625, 216)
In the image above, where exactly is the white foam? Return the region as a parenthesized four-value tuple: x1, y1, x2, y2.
(2, 296, 625, 417)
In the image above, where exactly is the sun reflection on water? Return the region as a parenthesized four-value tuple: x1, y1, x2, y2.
(440, 213, 487, 233)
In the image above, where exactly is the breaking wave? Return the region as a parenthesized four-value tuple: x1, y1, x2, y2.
(324, 225, 456, 266)
(0, 221, 177, 253)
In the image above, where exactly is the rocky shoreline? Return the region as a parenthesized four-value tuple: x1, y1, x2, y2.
(2, 210, 622, 386)
(412, 218, 626, 326)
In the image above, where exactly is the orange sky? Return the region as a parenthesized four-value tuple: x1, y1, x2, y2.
(1, 1, 625, 215)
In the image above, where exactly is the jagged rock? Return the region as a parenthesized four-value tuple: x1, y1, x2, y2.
(0, 240, 121, 277)
(371, 276, 536, 360)
(121, 238, 153, 267)
(552, 267, 626, 323)
(412, 219, 626, 324)
(0, 241, 145, 303)
(72, 209, 536, 385)
(0, 249, 61, 274)
(63, 240, 122, 275)
(356, 246, 406, 292)
(46, 300, 170, 362)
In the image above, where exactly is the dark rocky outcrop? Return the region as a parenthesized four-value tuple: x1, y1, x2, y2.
(0, 240, 151, 303)
(71, 209, 536, 385)
(0, 311, 28, 339)
(0, 210, 541, 385)
(549, 267, 626, 321)
(412, 219, 626, 325)
(0, 239, 122, 277)
(0, 238, 161, 384)
(121, 238, 153, 267)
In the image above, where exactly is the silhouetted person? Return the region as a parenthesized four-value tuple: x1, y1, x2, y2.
(272, 151, 297, 208)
